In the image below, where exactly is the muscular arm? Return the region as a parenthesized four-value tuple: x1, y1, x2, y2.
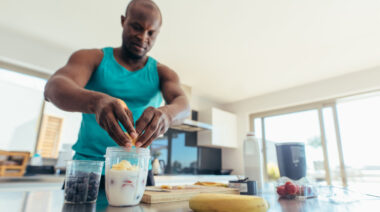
(44, 49, 105, 113)
(135, 63, 190, 147)
(157, 63, 190, 125)
(44, 49, 137, 147)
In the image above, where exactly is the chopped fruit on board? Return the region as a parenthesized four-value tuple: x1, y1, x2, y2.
(194, 181, 228, 187)
(159, 185, 185, 190)
(160, 185, 172, 190)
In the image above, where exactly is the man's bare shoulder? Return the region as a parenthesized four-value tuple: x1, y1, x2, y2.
(156, 62, 179, 82)
(68, 48, 104, 67)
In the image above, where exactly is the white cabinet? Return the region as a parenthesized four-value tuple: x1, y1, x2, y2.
(197, 107, 237, 148)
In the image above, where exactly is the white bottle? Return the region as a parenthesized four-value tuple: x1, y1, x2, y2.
(243, 132, 263, 192)
(30, 152, 43, 166)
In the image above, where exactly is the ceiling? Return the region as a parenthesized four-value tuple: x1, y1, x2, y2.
(1, 0, 380, 104)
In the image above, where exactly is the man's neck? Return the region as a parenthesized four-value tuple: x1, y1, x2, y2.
(118, 47, 148, 70)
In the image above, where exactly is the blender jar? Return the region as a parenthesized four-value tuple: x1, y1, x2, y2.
(105, 147, 150, 206)
(64, 160, 104, 204)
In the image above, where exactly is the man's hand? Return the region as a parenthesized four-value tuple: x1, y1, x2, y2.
(95, 96, 137, 147)
(135, 107, 171, 148)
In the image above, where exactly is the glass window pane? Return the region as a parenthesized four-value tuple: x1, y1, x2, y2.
(337, 93, 380, 194)
(0, 68, 46, 153)
(171, 132, 197, 174)
(150, 136, 169, 173)
(264, 110, 326, 182)
(254, 118, 262, 138)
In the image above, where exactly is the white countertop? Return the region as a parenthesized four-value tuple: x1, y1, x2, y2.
(0, 174, 241, 191)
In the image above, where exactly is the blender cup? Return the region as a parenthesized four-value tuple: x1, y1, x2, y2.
(105, 147, 150, 206)
(64, 160, 104, 204)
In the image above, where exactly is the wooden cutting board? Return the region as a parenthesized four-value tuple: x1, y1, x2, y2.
(141, 185, 239, 204)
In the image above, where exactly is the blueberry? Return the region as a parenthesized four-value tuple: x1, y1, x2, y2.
(65, 193, 73, 201)
(89, 172, 96, 179)
(74, 195, 82, 202)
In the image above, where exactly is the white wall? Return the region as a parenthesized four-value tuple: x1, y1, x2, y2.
(0, 26, 72, 73)
(43, 102, 82, 150)
(222, 67, 380, 175)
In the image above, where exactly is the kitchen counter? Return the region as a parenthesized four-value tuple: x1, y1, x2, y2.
(2, 184, 380, 212)
(0, 174, 240, 191)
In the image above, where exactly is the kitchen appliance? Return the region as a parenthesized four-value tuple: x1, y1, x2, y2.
(105, 147, 150, 206)
(170, 110, 212, 132)
(64, 160, 103, 204)
(169, 85, 212, 132)
(275, 142, 306, 180)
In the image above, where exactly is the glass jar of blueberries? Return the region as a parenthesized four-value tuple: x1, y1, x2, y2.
(64, 160, 104, 204)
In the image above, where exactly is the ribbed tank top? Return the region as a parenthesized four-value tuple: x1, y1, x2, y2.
(72, 47, 162, 163)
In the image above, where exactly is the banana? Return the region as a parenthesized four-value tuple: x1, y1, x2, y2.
(125, 133, 137, 146)
(189, 193, 268, 212)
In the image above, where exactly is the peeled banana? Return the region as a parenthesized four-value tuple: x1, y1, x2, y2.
(189, 193, 268, 212)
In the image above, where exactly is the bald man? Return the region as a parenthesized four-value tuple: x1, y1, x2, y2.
(45, 0, 189, 185)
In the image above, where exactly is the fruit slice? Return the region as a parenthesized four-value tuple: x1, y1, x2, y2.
(194, 181, 228, 187)
(160, 185, 172, 189)
(125, 133, 137, 146)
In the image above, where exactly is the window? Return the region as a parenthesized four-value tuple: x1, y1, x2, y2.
(251, 90, 380, 192)
(336, 93, 380, 194)
(263, 110, 327, 182)
(0, 68, 46, 153)
(0, 67, 82, 158)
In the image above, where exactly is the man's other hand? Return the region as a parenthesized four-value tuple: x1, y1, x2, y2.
(135, 107, 171, 148)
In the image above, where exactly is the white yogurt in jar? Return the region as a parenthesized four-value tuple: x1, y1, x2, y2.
(105, 161, 148, 206)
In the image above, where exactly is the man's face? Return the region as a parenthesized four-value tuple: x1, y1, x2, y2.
(121, 5, 161, 59)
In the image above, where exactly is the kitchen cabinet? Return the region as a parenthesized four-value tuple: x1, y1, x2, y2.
(197, 107, 237, 148)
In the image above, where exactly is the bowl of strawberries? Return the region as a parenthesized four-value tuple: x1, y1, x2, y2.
(276, 177, 317, 199)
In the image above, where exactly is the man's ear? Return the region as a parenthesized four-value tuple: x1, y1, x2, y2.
(121, 15, 126, 27)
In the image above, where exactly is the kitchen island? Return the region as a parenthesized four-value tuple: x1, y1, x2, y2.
(1, 184, 380, 212)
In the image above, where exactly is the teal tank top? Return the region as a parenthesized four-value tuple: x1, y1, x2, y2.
(72, 47, 162, 165)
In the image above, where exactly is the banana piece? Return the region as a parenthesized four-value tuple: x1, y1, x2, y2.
(189, 193, 268, 212)
(125, 133, 137, 146)
(111, 160, 139, 171)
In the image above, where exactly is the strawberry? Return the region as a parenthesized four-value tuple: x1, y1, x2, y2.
(296, 185, 302, 195)
(285, 182, 297, 195)
(285, 181, 293, 187)
(277, 185, 286, 196)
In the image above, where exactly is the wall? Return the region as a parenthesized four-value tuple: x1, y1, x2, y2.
(222, 67, 380, 175)
(0, 26, 73, 74)
(43, 102, 82, 150)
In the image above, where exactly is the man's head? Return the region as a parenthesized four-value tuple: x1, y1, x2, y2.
(121, 0, 162, 59)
